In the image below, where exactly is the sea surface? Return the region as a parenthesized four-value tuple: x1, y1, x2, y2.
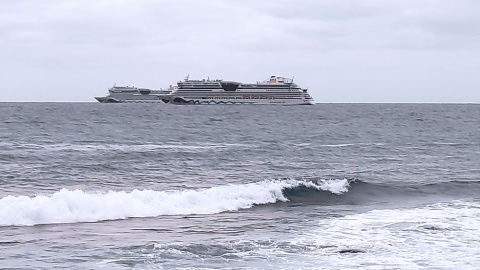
(0, 103, 479, 269)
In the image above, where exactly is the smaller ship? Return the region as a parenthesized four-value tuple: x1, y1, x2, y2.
(95, 85, 171, 103)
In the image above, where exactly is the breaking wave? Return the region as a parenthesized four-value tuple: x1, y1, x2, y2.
(284, 179, 480, 205)
(0, 179, 349, 226)
(2, 178, 479, 227)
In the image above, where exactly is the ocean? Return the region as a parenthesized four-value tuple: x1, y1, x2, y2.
(0, 102, 479, 269)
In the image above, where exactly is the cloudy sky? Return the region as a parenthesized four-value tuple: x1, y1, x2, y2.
(1, 0, 480, 102)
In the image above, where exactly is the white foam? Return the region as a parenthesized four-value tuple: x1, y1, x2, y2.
(290, 200, 480, 269)
(319, 143, 356, 147)
(0, 179, 349, 226)
(314, 179, 350, 194)
(7, 142, 255, 153)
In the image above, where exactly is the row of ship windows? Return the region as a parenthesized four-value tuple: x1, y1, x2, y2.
(177, 89, 301, 92)
(200, 96, 301, 99)
(112, 90, 138, 93)
(178, 86, 300, 90)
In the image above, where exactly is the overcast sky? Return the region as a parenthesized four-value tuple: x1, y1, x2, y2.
(1, 0, 480, 102)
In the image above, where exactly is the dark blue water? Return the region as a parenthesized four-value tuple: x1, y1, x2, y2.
(1, 103, 479, 269)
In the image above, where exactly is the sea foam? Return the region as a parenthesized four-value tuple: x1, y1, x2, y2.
(289, 200, 480, 269)
(0, 179, 349, 226)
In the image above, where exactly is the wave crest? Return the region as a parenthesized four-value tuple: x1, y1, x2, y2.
(0, 179, 350, 226)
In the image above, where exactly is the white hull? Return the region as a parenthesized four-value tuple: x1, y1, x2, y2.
(117, 100, 166, 103)
(164, 96, 314, 105)
(95, 97, 166, 103)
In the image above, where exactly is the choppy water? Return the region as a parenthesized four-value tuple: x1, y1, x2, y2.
(1, 103, 479, 269)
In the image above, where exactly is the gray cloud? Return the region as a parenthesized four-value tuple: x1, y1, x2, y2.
(1, 0, 479, 102)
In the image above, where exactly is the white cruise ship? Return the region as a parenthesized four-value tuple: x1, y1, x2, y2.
(95, 85, 171, 103)
(162, 76, 315, 105)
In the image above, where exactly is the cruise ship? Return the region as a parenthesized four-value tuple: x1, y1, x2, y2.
(95, 85, 171, 103)
(162, 76, 315, 105)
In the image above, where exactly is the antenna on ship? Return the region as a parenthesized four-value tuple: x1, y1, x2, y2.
(287, 76, 294, 91)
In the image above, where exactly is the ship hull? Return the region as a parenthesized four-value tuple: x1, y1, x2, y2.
(164, 96, 314, 105)
(95, 97, 166, 103)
